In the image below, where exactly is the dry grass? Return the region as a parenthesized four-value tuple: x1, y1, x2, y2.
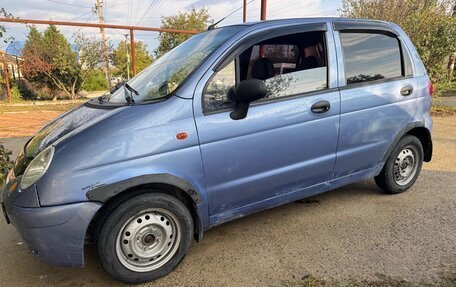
(0, 102, 81, 113)
(431, 104, 456, 116)
(0, 102, 82, 138)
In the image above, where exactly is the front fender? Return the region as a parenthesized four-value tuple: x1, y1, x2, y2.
(86, 173, 206, 241)
(86, 173, 202, 203)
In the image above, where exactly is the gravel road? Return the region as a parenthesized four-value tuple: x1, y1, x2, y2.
(0, 116, 454, 287)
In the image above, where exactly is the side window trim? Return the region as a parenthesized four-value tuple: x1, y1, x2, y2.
(399, 38, 414, 77)
(332, 21, 399, 36)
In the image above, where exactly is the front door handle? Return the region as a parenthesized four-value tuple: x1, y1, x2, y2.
(311, 100, 331, 114)
(400, 85, 414, 96)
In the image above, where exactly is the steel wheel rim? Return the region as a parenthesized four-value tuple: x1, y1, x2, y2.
(115, 208, 181, 272)
(393, 145, 419, 186)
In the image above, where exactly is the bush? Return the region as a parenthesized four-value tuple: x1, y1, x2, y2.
(81, 70, 108, 91)
(17, 79, 37, 100)
(0, 144, 13, 186)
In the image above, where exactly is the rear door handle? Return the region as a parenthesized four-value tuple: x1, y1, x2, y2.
(311, 100, 331, 114)
(400, 85, 414, 96)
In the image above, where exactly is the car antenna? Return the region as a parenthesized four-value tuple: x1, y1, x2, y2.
(207, 0, 255, 30)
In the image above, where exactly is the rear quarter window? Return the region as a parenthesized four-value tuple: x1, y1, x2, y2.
(340, 32, 402, 85)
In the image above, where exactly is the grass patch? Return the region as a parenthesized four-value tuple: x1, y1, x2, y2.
(431, 103, 456, 116)
(273, 272, 456, 287)
(0, 102, 82, 113)
(437, 81, 456, 97)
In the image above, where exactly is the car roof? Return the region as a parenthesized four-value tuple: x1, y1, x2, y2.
(220, 17, 391, 29)
(214, 17, 398, 38)
(235, 17, 388, 26)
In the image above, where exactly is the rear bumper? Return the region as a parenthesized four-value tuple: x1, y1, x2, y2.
(2, 199, 100, 267)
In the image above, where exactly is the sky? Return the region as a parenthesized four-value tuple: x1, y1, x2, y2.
(0, 0, 343, 54)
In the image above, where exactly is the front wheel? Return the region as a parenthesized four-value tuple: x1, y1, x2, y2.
(375, 135, 424, 194)
(97, 193, 193, 284)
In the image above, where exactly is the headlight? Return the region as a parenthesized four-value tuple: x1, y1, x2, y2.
(20, 146, 55, 190)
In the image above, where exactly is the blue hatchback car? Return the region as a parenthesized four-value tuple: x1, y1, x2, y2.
(1, 18, 433, 283)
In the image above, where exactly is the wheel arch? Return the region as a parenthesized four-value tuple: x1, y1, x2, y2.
(86, 174, 204, 243)
(382, 122, 433, 165)
(406, 127, 432, 162)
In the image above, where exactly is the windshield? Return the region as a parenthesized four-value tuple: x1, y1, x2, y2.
(105, 26, 243, 103)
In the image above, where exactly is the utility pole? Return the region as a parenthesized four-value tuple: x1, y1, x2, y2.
(260, 0, 267, 21)
(130, 29, 137, 76)
(259, 0, 267, 57)
(124, 34, 130, 80)
(95, 0, 111, 89)
(243, 0, 247, 22)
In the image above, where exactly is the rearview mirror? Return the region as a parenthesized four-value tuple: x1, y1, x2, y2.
(230, 79, 268, 120)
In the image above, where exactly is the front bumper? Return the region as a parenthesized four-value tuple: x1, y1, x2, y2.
(1, 182, 101, 267)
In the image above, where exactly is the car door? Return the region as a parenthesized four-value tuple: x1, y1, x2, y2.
(193, 24, 341, 225)
(332, 22, 418, 178)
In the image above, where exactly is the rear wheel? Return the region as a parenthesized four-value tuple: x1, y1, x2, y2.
(375, 135, 424, 194)
(97, 193, 193, 284)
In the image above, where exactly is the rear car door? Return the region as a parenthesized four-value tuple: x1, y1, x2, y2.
(193, 23, 341, 225)
(332, 22, 417, 178)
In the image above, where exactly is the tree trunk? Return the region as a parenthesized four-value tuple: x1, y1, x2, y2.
(47, 73, 72, 99)
(71, 80, 78, 100)
(449, 53, 456, 82)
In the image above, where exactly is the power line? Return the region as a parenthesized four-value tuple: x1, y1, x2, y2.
(46, 0, 92, 8)
(141, 0, 164, 26)
(136, 0, 156, 25)
(70, 9, 93, 20)
(211, 0, 256, 25)
(127, 0, 133, 25)
(136, 0, 162, 26)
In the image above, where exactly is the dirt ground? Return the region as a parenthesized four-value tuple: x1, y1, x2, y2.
(0, 111, 61, 138)
(0, 116, 455, 287)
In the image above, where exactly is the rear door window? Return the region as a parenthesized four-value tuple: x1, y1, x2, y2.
(340, 32, 402, 85)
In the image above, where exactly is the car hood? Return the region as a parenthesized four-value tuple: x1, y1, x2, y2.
(25, 104, 115, 157)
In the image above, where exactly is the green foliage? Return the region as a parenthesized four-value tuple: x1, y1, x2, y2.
(0, 144, 13, 187)
(341, 0, 456, 84)
(10, 82, 22, 102)
(16, 79, 37, 100)
(81, 69, 108, 91)
(22, 25, 78, 98)
(74, 32, 106, 88)
(156, 8, 212, 57)
(21, 25, 107, 99)
(0, 8, 13, 43)
(111, 40, 153, 79)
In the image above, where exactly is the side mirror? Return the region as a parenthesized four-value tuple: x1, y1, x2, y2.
(230, 79, 268, 120)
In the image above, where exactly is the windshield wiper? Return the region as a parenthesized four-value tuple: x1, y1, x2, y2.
(124, 83, 139, 104)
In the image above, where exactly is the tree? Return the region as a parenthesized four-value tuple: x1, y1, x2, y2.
(22, 25, 84, 99)
(156, 8, 211, 57)
(74, 32, 107, 89)
(341, 0, 456, 84)
(22, 26, 107, 99)
(111, 40, 153, 79)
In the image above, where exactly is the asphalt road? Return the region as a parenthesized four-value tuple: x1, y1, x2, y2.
(0, 117, 455, 287)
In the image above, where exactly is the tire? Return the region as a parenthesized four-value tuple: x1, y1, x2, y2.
(96, 193, 193, 284)
(375, 135, 424, 194)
